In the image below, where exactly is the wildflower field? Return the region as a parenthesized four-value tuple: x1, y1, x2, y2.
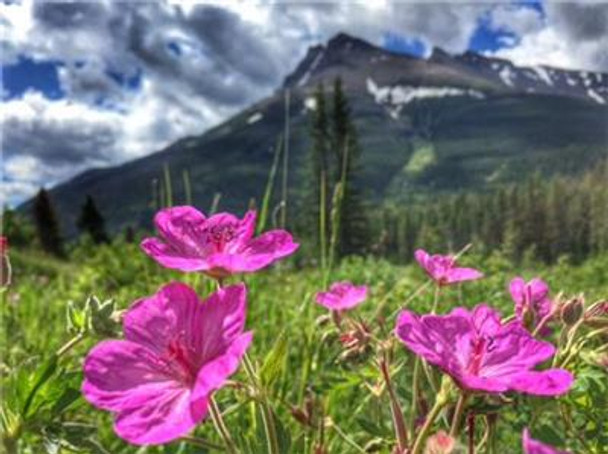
(2, 208, 608, 454)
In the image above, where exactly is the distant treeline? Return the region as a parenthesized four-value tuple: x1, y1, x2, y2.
(375, 160, 608, 264)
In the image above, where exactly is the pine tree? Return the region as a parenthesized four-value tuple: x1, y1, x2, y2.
(32, 188, 65, 258)
(331, 77, 370, 257)
(77, 195, 110, 244)
(299, 83, 331, 254)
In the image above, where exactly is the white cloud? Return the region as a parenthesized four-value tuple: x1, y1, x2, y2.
(488, 2, 608, 71)
(1, 1, 606, 207)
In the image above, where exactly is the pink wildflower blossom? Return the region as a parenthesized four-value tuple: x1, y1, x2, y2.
(414, 249, 483, 286)
(523, 428, 571, 454)
(82, 282, 252, 445)
(141, 206, 299, 278)
(315, 281, 368, 311)
(395, 304, 573, 396)
(510, 277, 553, 333)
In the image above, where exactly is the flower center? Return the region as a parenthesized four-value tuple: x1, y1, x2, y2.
(204, 224, 237, 252)
(467, 336, 495, 375)
(165, 338, 197, 385)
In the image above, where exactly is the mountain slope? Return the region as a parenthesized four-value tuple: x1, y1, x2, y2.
(19, 33, 608, 236)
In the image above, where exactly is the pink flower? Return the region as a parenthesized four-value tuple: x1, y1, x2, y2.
(510, 277, 553, 333)
(315, 281, 368, 311)
(82, 282, 252, 445)
(415, 249, 483, 286)
(523, 428, 571, 454)
(395, 304, 574, 396)
(141, 206, 299, 278)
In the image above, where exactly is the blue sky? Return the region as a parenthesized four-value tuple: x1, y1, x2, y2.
(1, 1, 606, 206)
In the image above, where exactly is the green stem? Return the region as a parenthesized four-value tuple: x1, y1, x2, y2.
(181, 435, 226, 451)
(449, 393, 469, 438)
(431, 285, 441, 314)
(331, 420, 366, 453)
(209, 396, 237, 454)
(56, 332, 85, 357)
(486, 415, 498, 454)
(409, 357, 421, 436)
(243, 353, 280, 454)
(380, 357, 409, 452)
(410, 398, 447, 454)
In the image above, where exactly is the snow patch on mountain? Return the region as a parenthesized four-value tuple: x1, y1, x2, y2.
(247, 112, 263, 124)
(298, 50, 324, 87)
(499, 67, 515, 87)
(366, 78, 485, 119)
(533, 67, 554, 86)
(587, 89, 606, 104)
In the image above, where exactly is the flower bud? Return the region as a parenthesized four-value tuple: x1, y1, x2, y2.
(584, 300, 608, 328)
(87, 296, 120, 337)
(424, 431, 455, 454)
(560, 297, 584, 326)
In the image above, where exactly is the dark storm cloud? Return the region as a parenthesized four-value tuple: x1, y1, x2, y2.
(185, 5, 282, 84)
(549, 2, 608, 42)
(32, 1, 109, 29)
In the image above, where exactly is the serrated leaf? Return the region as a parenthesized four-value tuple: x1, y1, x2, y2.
(260, 331, 288, 388)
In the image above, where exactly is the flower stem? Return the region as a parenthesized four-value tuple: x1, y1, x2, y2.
(56, 332, 85, 357)
(209, 396, 237, 454)
(380, 356, 409, 452)
(410, 398, 447, 454)
(431, 285, 441, 314)
(181, 435, 226, 451)
(409, 357, 421, 436)
(449, 393, 469, 438)
(468, 413, 476, 454)
(243, 353, 280, 454)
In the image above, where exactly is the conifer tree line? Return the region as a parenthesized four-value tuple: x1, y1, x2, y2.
(298, 77, 370, 259)
(377, 159, 608, 264)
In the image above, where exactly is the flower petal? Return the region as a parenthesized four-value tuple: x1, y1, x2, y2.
(480, 325, 556, 378)
(446, 267, 483, 283)
(113, 385, 207, 445)
(226, 210, 257, 252)
(123, 282, 202, 356)
(239, 230, 299, 271)
(395, 310, 471, 372)
(140, 237, 208, 272)
(195, 283, 249, 362)
(154, 206, 206, 247)
(82, 340, 177, 412)
(506, 369, 574, 396)
(414, 249, 430, 270)
(191, 331, 253, 402)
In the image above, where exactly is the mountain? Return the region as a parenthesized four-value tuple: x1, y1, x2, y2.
(19, 33, 608, 236)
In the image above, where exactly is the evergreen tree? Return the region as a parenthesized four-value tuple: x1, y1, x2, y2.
(300, 83, 331, 253)
(32, 188, 65, 258)
(331, 77, 370, 256)
(77, 195, 110, 244)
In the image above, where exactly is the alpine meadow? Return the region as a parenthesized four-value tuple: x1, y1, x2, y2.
(1, 3, 608, 454)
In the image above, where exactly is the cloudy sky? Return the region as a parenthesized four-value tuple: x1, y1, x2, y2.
(2, 0, 607, 207)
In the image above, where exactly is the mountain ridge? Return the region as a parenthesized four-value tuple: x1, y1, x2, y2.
(18, 32, 608, 237)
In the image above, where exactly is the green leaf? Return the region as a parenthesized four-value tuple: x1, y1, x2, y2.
(22, 356, 58, 418)
(260, 331, 288, 388)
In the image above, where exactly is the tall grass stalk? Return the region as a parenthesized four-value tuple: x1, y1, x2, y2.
(258, 135, 283, 235)
(280, 89, 290, 229)
(210, 192, 222, 215)
(163, 163, 173, 207)
(182, 169, 192, 205)
(320, 169, 328, 283)
(327, 139, 349, 283)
